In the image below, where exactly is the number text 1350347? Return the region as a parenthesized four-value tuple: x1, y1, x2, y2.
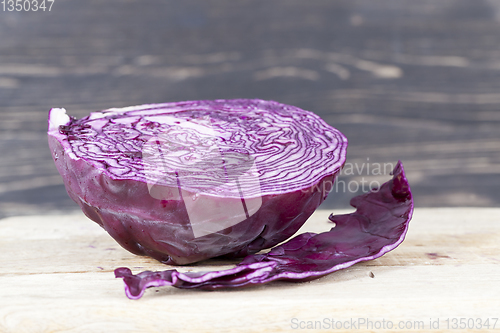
(2, 0, 54, 11)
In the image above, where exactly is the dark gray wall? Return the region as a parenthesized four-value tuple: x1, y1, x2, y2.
(1, 0, 500, 217)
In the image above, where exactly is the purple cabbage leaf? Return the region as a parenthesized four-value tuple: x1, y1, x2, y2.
(115, 161, 413, 299)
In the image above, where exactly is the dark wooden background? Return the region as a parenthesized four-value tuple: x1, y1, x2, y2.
(1, 0, 500, 218)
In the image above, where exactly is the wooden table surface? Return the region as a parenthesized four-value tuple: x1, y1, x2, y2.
(0, 208, 499, 332)
(1, 1, 500, 219)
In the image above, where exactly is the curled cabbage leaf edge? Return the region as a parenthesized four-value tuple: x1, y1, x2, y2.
(115, 160, 413, 299)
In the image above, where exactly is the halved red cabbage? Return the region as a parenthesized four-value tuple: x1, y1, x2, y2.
(115, 161, 412, 299)
(48, 99, 348, 265)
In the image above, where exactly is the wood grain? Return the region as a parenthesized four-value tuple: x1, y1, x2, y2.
(0, 208, 499, 332)
(1, 0, 500, 219)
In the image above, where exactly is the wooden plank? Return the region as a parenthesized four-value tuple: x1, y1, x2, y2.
(0, 208, 499, 332)
(3, 0, 500, 217)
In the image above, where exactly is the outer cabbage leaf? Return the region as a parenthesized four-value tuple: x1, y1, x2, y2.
(115, 161, 413, 299)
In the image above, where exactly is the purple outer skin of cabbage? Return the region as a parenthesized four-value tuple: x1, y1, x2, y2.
(47, 100, 348, 265)
(115, 161, 413, 299)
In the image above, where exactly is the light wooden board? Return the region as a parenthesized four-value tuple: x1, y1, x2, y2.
(0, 208, 499, 332)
